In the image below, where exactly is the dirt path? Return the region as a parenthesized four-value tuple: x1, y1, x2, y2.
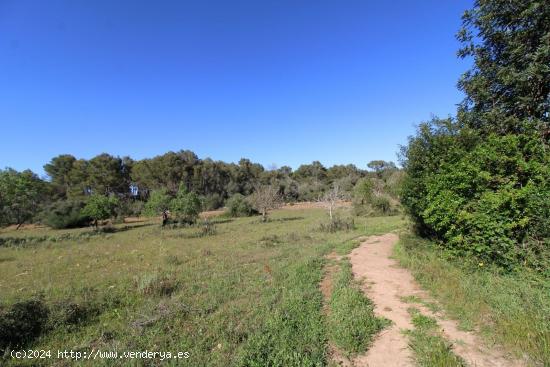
(349, 233, 525, 367)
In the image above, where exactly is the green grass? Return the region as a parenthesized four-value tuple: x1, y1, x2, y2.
(327, 260, 390, 355)
(405, 308, 466, 367)
(394, 232, 550, 366)
(0, 209, 405, 366)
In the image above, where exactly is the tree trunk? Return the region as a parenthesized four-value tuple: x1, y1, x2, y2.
(262, 210, 267, 222)
(16, 222, 22, 230)
(94, 219, 98, 230)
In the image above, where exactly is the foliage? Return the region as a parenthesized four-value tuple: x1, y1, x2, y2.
(0, 169, 46, 228)
(81, 194, 119, 228)
(225, 193, 256, 217)
(143, 189, 171, 217)
(200, 193, 224, 211)
(169, 184, 201, 224)
(0, 298, 49, 352)
(352, 176, 401, 217)
(367, 160, 396, 177)
(456, 0, 550, 131)
(400, 0, 550, 270)
(41, 200, 90, 229)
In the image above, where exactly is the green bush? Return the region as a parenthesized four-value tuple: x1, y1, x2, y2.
(143, 189, 171, 217)
(225, 193, 256, 217)
(318, 217, 355, 233)
(0, 298, 49, 352)
(81, 194, 119, 228)
(41, 200, 90, 229)
(200, 193, 224, 211)
(371, 195, 392, 215)
(408, 132, 550, 269)
(170, 184, 201, 224)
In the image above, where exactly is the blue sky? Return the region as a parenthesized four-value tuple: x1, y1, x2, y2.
(0, 0, 472, 176)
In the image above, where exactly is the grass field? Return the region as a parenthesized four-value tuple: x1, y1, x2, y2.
(0, 208, 404, 366)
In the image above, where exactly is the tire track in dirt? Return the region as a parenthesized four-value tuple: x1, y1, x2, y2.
(349, 233, 526, 367)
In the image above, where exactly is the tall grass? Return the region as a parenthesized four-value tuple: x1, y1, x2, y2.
(394, 232, 550, 366)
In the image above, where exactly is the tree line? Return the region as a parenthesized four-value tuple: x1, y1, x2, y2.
(400, 0, 550, 271)
(0, 153, 402, 229)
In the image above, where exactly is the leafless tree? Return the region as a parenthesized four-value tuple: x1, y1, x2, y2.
(319, 184, 346, 222)
(248, 184, 282, 222)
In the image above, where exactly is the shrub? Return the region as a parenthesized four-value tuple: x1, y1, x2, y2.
(201, 193, 224, 211)
(170, 184, 201, 224)
(417, 133, 550, 268)
(48, 300, 99, 329)
(319, 217, 355, 233)
(0, 298, 49, 352)
(115, 199, 144, 218)
(225, 193, 256, 217)
(371, 195, 392, 215)
(136, 273, 178, 297)
(41, 200, 90, 229)
(143, 189, 171, 217)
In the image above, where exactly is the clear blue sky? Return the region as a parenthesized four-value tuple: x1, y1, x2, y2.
(0, 0, 472, 177)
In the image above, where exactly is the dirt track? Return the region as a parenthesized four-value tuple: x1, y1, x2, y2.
(347, 233, 525, 367)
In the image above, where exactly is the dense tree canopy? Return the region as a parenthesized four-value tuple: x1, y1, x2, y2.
(401, 0, 550, 270)
(3, 150, 397, 229)
(0, 169, 46, 228)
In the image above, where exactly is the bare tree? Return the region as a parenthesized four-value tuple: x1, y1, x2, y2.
(319, 184, 346, 222)
(248, 184, 282, 222)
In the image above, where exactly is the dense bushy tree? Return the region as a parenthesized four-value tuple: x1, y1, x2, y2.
(143, 189, 171, 217)
(41, 200, 90, 229)
(401, 0, 550, 270)
(0, 169, 46, 228)
(225, 193, 256, 217)
(456, 0, 550, 133)
(81, 194, 119, 229)
(44, 154, 76, 199)
(170, 184, 201, 224)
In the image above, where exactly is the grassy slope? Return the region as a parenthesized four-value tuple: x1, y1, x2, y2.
(394, 232, 550, 366)
(0, 209, 404, 366)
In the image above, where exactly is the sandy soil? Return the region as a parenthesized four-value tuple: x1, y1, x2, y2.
(349, 233, 525, 367)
